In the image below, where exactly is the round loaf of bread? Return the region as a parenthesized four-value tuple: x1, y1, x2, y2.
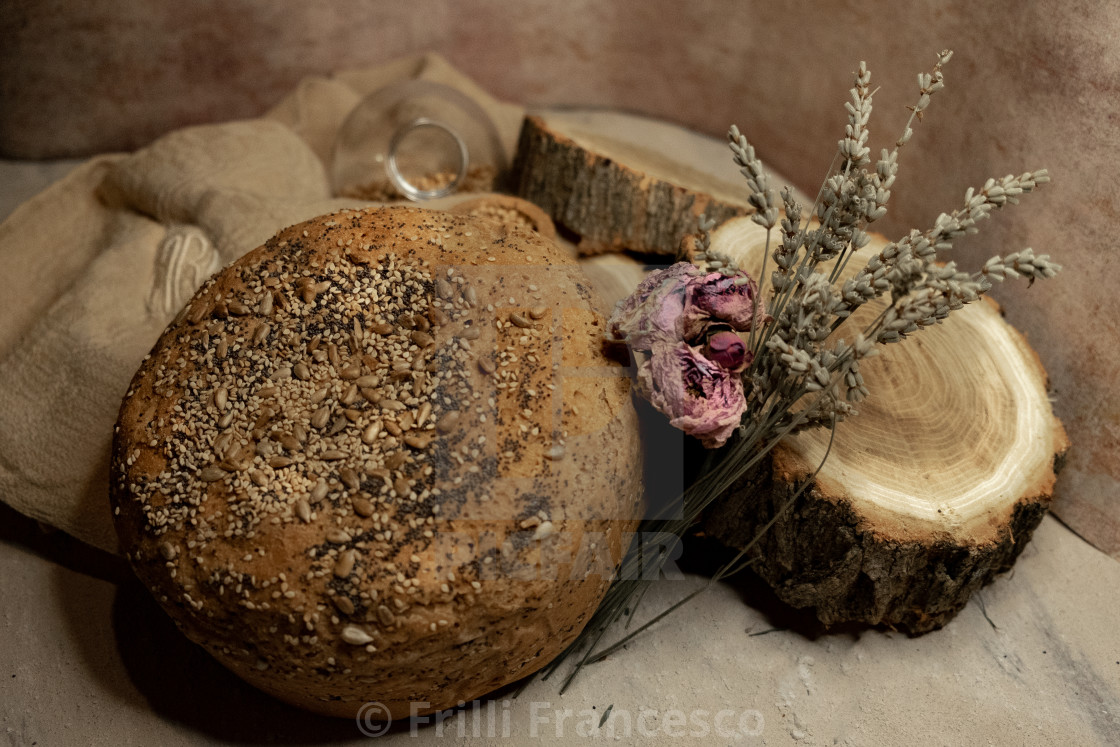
(110, 205, 643, 718)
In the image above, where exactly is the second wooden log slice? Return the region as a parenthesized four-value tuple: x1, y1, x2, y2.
(510, 112, 754, 256)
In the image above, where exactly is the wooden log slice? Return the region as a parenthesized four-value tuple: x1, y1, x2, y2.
(510, 112, 755, 256)
(695, 217, 1069, 633)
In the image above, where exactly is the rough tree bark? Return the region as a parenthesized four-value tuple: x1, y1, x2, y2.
(510, 112, 754, 256)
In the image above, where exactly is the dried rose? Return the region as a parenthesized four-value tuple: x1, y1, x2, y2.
(608, 262, 765, 448)
(635, 341, 746, 448)
(607, 262, 696, 350)
(682, 270, 766, 340)
(609, 263, 765, 349)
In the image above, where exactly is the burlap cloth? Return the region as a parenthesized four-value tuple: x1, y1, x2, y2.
(0, 53, 524, 554)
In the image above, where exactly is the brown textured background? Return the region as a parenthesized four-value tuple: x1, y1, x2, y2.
(2, 0, 1117, 555)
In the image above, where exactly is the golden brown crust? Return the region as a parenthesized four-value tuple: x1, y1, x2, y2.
(110, 206, 643, 718)
(446, 194, 558, 242)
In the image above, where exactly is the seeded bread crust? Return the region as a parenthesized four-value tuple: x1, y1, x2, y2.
(110, 206, 643, 718)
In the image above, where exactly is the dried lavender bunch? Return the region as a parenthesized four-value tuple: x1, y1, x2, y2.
(546, 50, 1059, 688)
(738, 49, 1056, 437)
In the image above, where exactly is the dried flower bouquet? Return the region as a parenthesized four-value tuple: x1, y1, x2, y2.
(546, 50, 1061, 688)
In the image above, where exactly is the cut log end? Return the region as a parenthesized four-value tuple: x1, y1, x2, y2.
(703, 451, 1061, 634)
(695, 217, 1068, 633)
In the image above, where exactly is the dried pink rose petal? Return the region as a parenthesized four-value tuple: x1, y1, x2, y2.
(636, 341, 746, 448)
(608, 263, 697, 350)
(683, 271, 765, 339)
(705, 330, 750, 372)
(610, 263, 766, 350)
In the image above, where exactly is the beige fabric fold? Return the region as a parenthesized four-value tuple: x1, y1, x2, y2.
(0, 211, 167, 551)
(0, 54, 523, 554)
(0, 155, 125, 362)
(97, 120, 334, 262)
